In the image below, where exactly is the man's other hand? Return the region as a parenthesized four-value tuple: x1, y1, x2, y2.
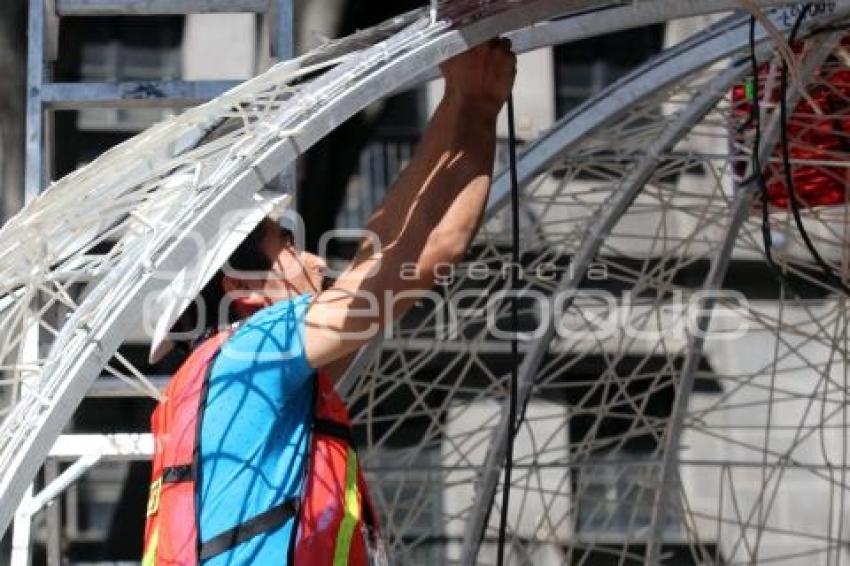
(305, 39, 514, 371)
(440, 38, 517, 115)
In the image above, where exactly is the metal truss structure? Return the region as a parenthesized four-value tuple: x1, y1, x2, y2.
(3, 1, 850, 564)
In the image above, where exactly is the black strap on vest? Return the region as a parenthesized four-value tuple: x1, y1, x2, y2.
(195, 378, 354, 561)
(162, 464, 193, 484)
(313, 417, 352, 444)
(198, 499, 298, 561)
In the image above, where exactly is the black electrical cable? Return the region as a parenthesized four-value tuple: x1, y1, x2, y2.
(778, 3, 850, 295)
(747, 15, 782, 275)
(746, 14, 803, 301)
(495, 93, 521, 566)
(745, 7, 846, 298)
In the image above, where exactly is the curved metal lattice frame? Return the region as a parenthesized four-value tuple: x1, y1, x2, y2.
(346, 7, 850, 565)
(1, 2, 850, 565)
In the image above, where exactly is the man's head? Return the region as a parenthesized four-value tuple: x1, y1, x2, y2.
(186, 218, 328, 333)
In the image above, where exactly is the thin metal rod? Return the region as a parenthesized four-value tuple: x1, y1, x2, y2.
(56, 0, 271, 16)
(643, 30, 846, 566)
(9, 485, 33, 566)
(25, 452, 101, 515)
(40, 80, 239, 109)
(643, 186, 759, 565)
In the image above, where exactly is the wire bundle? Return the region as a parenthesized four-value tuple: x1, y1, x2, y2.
(746, 3, 850, 295)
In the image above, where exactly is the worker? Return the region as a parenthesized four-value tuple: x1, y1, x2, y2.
(142, 39, 516, 565)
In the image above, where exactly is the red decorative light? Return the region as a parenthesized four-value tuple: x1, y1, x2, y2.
(732, 42, 850, 210)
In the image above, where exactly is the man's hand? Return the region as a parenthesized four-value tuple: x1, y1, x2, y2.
(440, 38, 516, 115)
(305, 41, 515, 371)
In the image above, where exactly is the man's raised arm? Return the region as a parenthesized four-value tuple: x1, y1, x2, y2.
(305, 39, 516, 370)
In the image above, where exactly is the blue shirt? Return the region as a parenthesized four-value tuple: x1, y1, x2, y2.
(198, 294, 315, 565)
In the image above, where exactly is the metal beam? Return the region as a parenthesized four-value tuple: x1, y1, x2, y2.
(643, 183, 758, 566)
(49, 433, 153, 460)
(8, 453, 100, 566)
(9, 486, 33, 566)
(402, 0, 808, 91)
(9, 306, 41, 566)
(272, 0, 297, 204)
(86, 375, 169, 397)
(44, 460, 60, 566)
(271, 0, 295, 60)
(643, 32, 846, 565)
(55, 0, 271, 16)
(25, 0, 45, 202)
(25, 453, 101, 516)
(41, 80, 239, 109)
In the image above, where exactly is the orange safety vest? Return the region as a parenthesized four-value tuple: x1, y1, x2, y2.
(142, 330, 380, 565)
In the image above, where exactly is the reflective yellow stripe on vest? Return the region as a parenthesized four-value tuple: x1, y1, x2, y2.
(142, 524, 159, 566)
(333, 447, 360, 566)
(147, 477, 162, 517)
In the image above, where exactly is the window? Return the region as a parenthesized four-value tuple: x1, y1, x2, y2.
(75, 17, 183, 132)
(554, 26, 665, 117)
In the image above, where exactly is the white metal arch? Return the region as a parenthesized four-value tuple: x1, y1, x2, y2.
(0, 0, 846, 556)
